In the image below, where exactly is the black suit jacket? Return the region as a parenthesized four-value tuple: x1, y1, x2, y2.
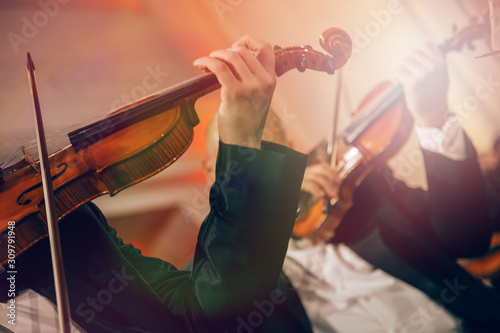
(332, 136, 500, 331)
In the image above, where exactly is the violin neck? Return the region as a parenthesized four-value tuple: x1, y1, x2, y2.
(69, 73, 219, 149)
(342, 81, 404, 145)
(68, 37, 353, 150)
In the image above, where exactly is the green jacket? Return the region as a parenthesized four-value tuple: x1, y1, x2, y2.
(13, 141, 311, 332)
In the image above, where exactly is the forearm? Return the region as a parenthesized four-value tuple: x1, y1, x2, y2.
(191, 141, 306, 317)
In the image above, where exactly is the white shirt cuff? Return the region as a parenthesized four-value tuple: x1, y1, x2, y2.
(415, 115, 468, 161)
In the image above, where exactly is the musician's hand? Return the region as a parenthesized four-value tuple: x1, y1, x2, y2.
(193, 36, 276, 149)
(395, 43, 450, 128)
(298, 163, 338, 218)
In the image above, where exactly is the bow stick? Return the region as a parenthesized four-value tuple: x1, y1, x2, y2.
(27, 53, 71, 333)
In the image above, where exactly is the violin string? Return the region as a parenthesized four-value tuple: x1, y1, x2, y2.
(358, 83, 402, 121)
(0, 113, 107, 169)
(0, 147, 27, 169)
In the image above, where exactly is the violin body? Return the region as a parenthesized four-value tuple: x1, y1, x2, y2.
(459, 233, 500, 281)
(0, 28, 353, 267)
(292, 81, 413, 242)
(0, 103, 198, 267)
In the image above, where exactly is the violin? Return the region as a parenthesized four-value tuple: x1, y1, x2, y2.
(0, 28, 352, 267)
(459, 233, 500, 282)
(292, 17, 491, 243)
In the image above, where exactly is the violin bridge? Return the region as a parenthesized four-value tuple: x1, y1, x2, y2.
(22, 146, 39, 174)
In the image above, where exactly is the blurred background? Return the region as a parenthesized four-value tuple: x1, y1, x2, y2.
(0, 0, 499, 267)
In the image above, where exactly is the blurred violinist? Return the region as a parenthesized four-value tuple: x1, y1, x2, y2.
(283, 44, 500, 333)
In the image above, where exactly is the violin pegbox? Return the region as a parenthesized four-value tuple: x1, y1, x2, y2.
(442, 15, 489, 53)
(273, 27, 352, 77)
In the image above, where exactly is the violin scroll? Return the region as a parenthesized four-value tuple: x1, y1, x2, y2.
(320, 27, 353, 69)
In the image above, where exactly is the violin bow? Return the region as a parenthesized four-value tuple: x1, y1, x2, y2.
(27, 53, 72, 332)
(324, 67, 343, 210)
(327, 67, 343, 166)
